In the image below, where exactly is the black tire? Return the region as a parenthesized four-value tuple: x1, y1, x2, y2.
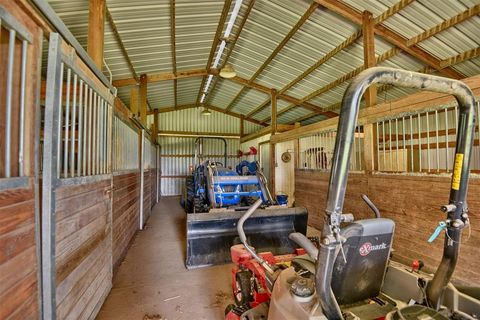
(185, 176, 194, 213)
(233, 270, 253, 306)
(193, 196, 207, 213)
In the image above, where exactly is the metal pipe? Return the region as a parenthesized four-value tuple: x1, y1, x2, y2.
(87, 86, 92, 176)
(77, 80, 83, 177)
(402, 117, 406, 171)
(237, 198, 274, 274)
(5, 29, 16, 178)
(57, 62, 64, 179)
(445, 108, 449, 172)
(435, 110, 440, 172)
(418, 113, 422, 171)
(426, 112, 431, 172)
(19, 40, 28, 176)
(395, 119, 399, 171)
(319, 67, 476, 317)
(410, 115, 414, 171)
(70, 74, 77, 177)
(64, 68, 71, 178)
(289, 232, 318, 259)
(376, 122, 380, 170)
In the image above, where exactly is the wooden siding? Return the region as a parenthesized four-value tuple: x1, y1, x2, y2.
(295, 170, 480, 286)
(112, 172, 140, 273)
(55, 179, 112, 319)
(143, 170, 152, 225)
(0, 182, 39, 319)
(150, 169, 157, 209)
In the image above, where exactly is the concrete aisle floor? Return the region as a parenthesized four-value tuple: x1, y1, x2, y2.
(97, 197, 233, 320)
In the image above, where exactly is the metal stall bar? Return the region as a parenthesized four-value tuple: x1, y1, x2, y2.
(41, 32, 63, 320)
(426, 111, 431, 172)
(77, 80, 83, 177)
(410, 115, 414, 171)
(435, 110, 440, 172)
(70, 74, 77, 177)
(56, 63, 64, 179)
(63, 68, 71, 178)
(417, 113, 422, 171)
(395, 119, 399, 171)
(402, 117, 406, 172)
(5, 29, 16, 178)
(139, 130, 145, 229)
(376, 122, 380, 170)
(445, 107, 449, 172)
(19, 40, 28, 176)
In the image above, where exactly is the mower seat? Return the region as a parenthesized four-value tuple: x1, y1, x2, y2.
(332, 218, 395, 305)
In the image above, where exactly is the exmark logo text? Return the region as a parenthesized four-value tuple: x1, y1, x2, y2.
(359, 242, 388, 256)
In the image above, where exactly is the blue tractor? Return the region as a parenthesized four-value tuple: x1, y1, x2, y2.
(183, 137, 309, 269)
(184, 137, 273, 213)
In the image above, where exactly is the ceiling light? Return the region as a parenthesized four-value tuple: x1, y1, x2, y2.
(201, 107, 212, 116)
(219, 64, 237, 79)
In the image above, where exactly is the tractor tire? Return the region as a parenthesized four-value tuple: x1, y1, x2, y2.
(193, 196, 208, 213)
(233, 270, 253, 306)
(185, 176, 195, 213)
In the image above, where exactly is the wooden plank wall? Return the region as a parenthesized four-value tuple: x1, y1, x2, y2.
(55, 179, 112, 319)
(143, 170, 152, 225)
(112, 172, 140, 273)
(150, 168, 157, 209)
(0, 183, 39, 319)
(295, 170, 480, 286)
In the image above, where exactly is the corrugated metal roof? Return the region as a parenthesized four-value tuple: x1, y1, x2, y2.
(47, 0, 480, 129)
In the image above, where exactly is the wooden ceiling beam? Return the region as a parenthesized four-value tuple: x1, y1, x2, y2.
(106, 8, 138, 82)
(209, 69, 337, 118)
(314, 0, 464, 79)
(440, 47, 480, 68)
(261, 48, 399, 122)
(246, 0, 414, 118)
(224, 2, 319, 111)
(149, 103, 267, 126)
(286, 65, 436, 125)
(195, 0, 233, 106)
(87, 0, 106, 69)
(170, 0, 177, 108)
(112, 69, 208, 87)
(406, 5, 480, 46)
(363, 10, 377, 107)
(205, 0, 256, 105)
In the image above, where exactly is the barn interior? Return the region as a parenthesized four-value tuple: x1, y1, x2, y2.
(1, 0, 479, 319)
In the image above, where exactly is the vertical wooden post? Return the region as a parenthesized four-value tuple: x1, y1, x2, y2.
(362, 10, 377, 107)
(240, 116, 244, 138)
(270, 142, 276, 196)
(271, 89, 278, 135)
(130, 86, 139, 116)
(362, 11, 377, 173)
(139, 74, 148, 125)
(153, 109, 159, 143)
(87, 0, 106, 69)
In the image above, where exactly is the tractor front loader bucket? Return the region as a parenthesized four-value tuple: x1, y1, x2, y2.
(186, 207, 308, 269)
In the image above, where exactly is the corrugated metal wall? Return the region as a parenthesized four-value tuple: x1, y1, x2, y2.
(158, 111, 248, 196)
(159, 108, 241, 133)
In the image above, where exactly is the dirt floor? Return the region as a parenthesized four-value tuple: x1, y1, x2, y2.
(97, 196, 319, 320)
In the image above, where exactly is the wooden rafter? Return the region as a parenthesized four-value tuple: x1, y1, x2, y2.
(87, 0, 106, 69)
(440, 47, 480, 68)
(106, 8, 138, 81)
(286, 65, 436, 124)
(363, 10, 377, 107)
(224, 2, 319, 111)
(112, 69, 207, 87)
(406, 5, 480, 46)
(208, 69, 337, 119)
(170, 0, 177, 108)
(246, 31, 363, 118)
(262, 48, 400, 122)
(151, 103, 266, 126)
(195, 0, 233, 106)
(314, 0, 464, 79)
(205, 0, 256, 105)
(246, 0, 413, 118)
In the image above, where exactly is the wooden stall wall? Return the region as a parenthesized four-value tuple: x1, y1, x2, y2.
(0, 0, 43, 318)
(143, 170, 152, 224)
(55, 179, 112, 319)
(150, 168, 157, 209)
(112, 172, 140, 273)
(295, 170, 480, 286)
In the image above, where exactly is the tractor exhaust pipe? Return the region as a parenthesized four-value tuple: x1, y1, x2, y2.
(317, 67, 476, 318)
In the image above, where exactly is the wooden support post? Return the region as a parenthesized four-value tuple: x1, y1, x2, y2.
(363, 10, 377, 107)
(363, 123, 377, 172)
(271, 89, 278, 135)
(240, 116, 245, 138)
(270, 142, 276, 196)
(130, 86, 139, 116)
(153, 109, 159, 142)
(139, 74, 148, 125)
(87, 0, 106, 69)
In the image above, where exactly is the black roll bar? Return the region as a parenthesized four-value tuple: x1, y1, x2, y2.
(194, 137, 228, 166)
(316, 67, 476, 319)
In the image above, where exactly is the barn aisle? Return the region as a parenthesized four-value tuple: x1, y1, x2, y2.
(97, 197, 233, 320)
